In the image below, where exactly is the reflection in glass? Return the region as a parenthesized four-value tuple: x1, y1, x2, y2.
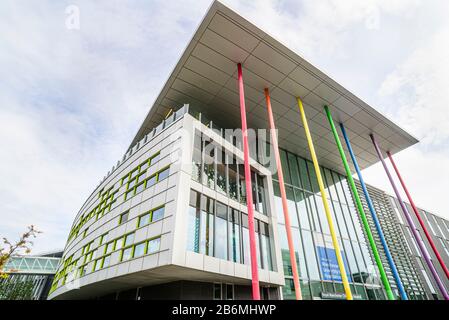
(215, 202, 228, 260)
(192, 130, 202, 182)
(216, 151, 227, 194)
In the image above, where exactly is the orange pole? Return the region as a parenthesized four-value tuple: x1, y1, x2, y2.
(264, 88, 302, 300)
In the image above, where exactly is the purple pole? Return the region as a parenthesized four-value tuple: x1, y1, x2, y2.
(370, 134, 449, 300)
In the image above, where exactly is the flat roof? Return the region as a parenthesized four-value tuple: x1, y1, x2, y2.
(130, 0, 418, 174)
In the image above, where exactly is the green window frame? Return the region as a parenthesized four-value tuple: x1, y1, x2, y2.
(114, 237, 124, 250)
(120, 246, 133, 262)
(119, 211, 129, 225)
(149, 152, 161, 166)
(124, 232, 135, 247)
(157, 166, 170, 181)
(133, 241, 147, 258)
(151, 206, 165, 222)
(99, 232, 108, 245)
(148, 237, 161, 254)
(104, 241, 114, 254)
(138, 212, 151, 228)
(102, 255, 111, 268)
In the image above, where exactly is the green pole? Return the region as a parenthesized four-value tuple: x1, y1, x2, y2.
(324, 105, 394, 300)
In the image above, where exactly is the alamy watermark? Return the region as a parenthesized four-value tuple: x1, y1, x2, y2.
(65, 5, 80, 30)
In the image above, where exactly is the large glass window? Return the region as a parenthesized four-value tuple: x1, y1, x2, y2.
(215, 202, 228, 260)
(148, 237, 161, 254)
(192, 130, 202, 182)
(216, 151, 227, 195)
(273, 182, 284, 224)
(200, 195, 214, 256)
(295, 189, 310, 230)
(256, 174, 267, 214)
(152, 206, 165, 222)
(203, 140, 215, 190)
(187, 190, 201, 253)
(302, 230, 320, 280)
(186, 190, 273, 270)
(134, 242, 146, 258)
(242, 213, 250, 266)
(228, 208, 241, 263)
(238, 164, 246, 205)
(260, 222, 273, 271)
(228, 158, 239, 201)
(286, 186, 299, 228)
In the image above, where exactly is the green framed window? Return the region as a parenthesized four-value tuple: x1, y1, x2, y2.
(124, 189, 134, 201)
(157, 167, 170, 181)
(83, 228, 89, 238)
(136, 182, 145, 194)
(146, 174, 157, 188)
(105, 241, 114, 254)
(99, 232, 108, 245)
(140, 161, 149, 172)
(133, 242, 146, 258)
(138, 213, 151, 228)
(121, 247, 133, 261)
(115, 237, 124, 250)
(93, 259, 102, 272)
(124, 233, 134, 247)
(148, 237, 161, 254)
(102, 255, 111, 268)
(149, 152, 160, 165)
(119, 211, 129, 224)
(130, 168, 139, 180)
(152, 206, 165, 222)
(138, 171, 147, 182)
(128, 179, 136, 189)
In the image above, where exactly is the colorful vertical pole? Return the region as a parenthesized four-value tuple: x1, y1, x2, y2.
(324, 106, 394, 300)
(340, 123, 408, 300)
(387, 151, 449, 281)
(370, 134, 449, 300)
(237, 63, 260, 300)
(265, 88, 302, 300)
(297, 98, 353, 300)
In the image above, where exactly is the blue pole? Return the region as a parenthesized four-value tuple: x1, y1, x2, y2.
(340, 123, 408, 300)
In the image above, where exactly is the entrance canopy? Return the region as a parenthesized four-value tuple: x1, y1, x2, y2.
(130, 0, 418, 174)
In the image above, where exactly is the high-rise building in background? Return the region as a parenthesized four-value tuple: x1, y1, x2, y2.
(389, 197, 449, 300)
(47, 1, 449, 300)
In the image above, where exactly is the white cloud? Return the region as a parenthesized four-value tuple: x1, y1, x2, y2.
(1, 0, 448, 255)
(0, 0, 211, 253)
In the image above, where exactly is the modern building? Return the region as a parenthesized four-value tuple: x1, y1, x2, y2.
(48, 1, 448, 300)
(390, 197, 449, 300)
(354, 182, 428, 299)
(1, 250, 62, 300)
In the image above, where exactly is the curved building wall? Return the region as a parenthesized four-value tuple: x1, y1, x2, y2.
(49, 112, 185, 299)
(49, 110, 284, 300)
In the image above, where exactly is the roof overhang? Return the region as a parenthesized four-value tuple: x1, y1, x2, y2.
(130, 0, 418, 174)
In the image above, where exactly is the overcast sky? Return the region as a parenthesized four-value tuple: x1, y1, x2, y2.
(1, 0, 449, 254)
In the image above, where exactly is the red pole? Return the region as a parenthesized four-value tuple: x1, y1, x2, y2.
(264, 88, 302, 300)
(387, 151, 449, 280)
(237, 63, 260, 300)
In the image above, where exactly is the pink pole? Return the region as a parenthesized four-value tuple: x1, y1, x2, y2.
(237, 63, 260, 300)
(387, 151, 449, 280)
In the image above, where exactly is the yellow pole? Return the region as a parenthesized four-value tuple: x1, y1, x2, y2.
(296, 97, 353, 300)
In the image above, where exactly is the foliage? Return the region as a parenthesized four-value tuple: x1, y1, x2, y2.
(0, 225, 41, 279)
(0, 276, 35, 300)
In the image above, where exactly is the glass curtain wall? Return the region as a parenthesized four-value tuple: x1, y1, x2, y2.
(187, 189, 273, 271)
(275, 148, 383, 300)
(193, 130, 267, 215)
